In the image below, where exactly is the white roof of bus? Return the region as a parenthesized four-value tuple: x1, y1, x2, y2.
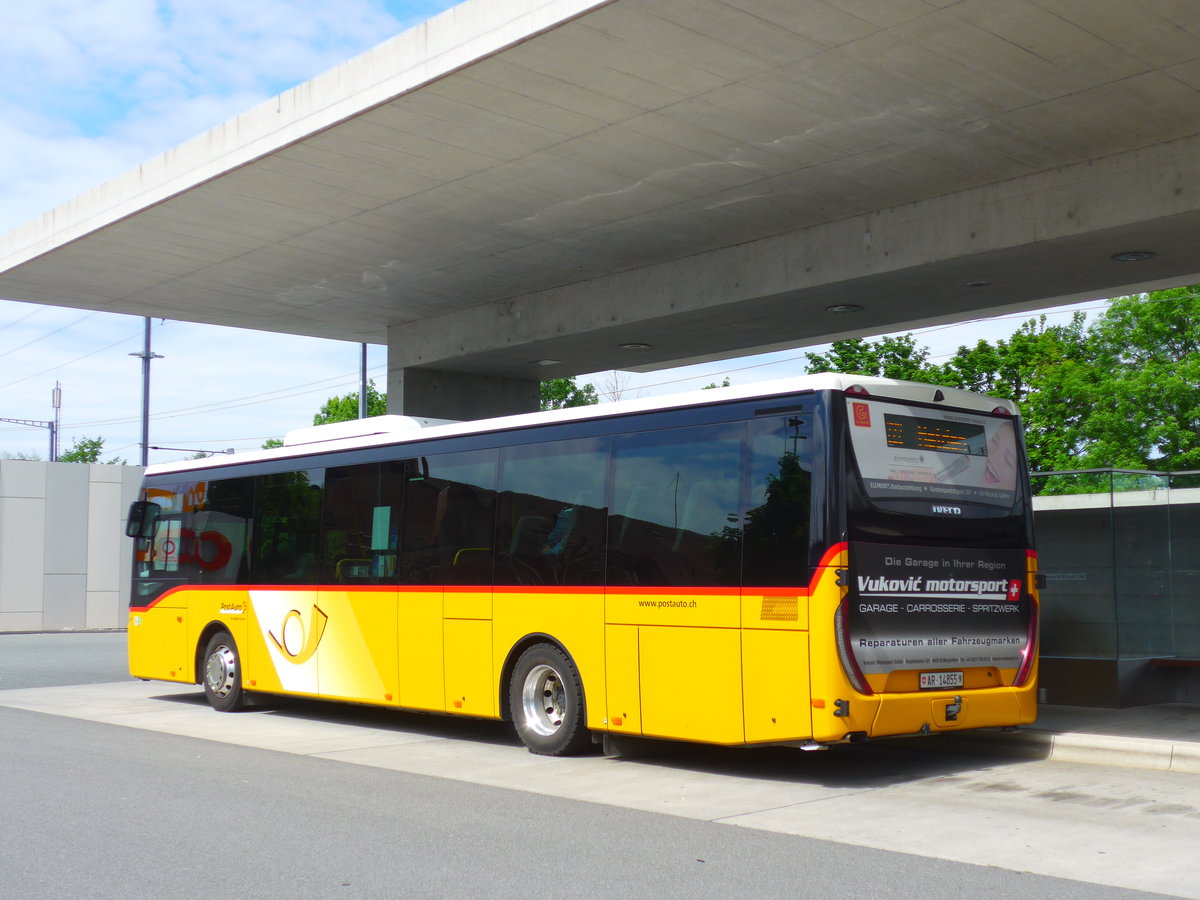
(144, 374, 1017, 477)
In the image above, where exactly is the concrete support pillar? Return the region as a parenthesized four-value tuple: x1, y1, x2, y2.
(386, 365, 540, 421)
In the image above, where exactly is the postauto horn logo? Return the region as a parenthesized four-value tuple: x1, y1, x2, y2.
(268, 604, 329, 665)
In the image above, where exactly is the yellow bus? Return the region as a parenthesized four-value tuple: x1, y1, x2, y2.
(126, 374, 1038, 755)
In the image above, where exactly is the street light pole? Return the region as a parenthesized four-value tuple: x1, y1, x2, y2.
(359, 342, 368, 419)
(50, 381, 61, 461)
(128, 318, 163, 467)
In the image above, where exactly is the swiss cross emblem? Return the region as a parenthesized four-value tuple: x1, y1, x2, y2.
(1007, 580, 1022, 602)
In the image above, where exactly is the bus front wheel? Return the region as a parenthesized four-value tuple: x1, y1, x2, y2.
(509, 643, 590, 756)
(202, 631, 245, 712)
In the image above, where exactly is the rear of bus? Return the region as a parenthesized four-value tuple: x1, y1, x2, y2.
(810, 380, 1038, 743)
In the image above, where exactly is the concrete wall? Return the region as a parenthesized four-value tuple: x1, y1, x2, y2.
(0, 460, 143, 632)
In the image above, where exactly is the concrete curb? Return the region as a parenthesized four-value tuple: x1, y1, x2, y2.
(940, 728, 1200, 773)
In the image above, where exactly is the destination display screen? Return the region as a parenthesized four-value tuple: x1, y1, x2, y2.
(885, 414, 987, 456)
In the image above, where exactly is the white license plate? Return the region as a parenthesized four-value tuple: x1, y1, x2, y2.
(920, 671, 964, 690)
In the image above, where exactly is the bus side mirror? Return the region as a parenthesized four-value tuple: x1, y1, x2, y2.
(126, 501, 162, 539)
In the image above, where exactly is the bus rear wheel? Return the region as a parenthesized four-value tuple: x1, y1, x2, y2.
(509, 643, 590, 756)
(202, 631, 245, 712)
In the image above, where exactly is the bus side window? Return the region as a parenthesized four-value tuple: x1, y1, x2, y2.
(607, 424, 743, 587)
(321, 463, 402, 584)
(251, 470, 324, 585)
(400, 473, 441, 585)
(743, 416, 813, 587)
(188, 477, 254, 585)
(494, 438, 608, 586)
(401, 449, 497, 586)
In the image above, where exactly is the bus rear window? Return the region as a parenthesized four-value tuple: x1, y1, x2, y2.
(846, 398, 1018, 510)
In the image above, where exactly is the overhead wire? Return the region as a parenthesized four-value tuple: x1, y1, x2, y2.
(0, 324, 150, 389)
(0, 304, 49, 335)
(0, 311, 99, 358)
(60, 365, 387, 430)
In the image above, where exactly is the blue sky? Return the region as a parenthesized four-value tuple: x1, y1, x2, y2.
(0, 0, 1105, 462)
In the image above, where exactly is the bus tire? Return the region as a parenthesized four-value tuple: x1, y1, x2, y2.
(202, 631, 245, 712)
(509, 643, 590, 756)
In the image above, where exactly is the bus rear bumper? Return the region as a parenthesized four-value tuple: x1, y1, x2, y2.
(870, 684, 1037, 738)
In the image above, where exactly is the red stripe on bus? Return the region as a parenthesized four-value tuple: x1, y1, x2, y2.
(131, 542, 855, 612)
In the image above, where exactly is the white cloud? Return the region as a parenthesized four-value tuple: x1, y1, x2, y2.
(0, 0, 457, 231)
(0, 1, 454, 461)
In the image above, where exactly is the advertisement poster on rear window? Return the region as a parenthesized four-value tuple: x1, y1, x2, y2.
(848, 542, 1031, 675)
(846, 398, 1018, 509)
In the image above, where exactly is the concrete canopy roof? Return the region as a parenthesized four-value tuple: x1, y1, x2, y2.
(2, 0, 1200, 382)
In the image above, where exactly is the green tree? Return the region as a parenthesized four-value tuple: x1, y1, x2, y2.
(796, 289, 1200, 480)
(262, 437, 284, 449)
(937, 288, 1200, 475)
(938, 314, 1092, 473)
(703, 377, 731, 390)
(540, 377, 599, 410)
(313, 380, 387, 425)
(1072, 287, 1200, 471)
(805, 334, 951, 384)
(58, 436, 125, 465)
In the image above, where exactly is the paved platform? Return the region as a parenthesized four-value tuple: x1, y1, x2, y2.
(937, 702, 1200, 774)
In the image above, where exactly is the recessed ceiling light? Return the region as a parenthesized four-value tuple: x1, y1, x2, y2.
(965, 280, 991, 288)
(619, 342, 651, 350)
(825, 304, 864, 313)
(531, 358, 561, 366)
(1111, 251, 1156, 262)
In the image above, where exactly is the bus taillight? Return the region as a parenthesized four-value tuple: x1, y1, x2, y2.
(1013, 607, 1038, 687)
(834, 597, 873, 696)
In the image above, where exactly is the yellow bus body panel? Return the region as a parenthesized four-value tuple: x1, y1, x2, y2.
(742, 628, 811, 743)
(638, 624, 744, 744)
(128, 542, 1037, 746)
(398, 588, 445, 712)
(603, 624, 641, 734)
(316, 589, 398, 705)
(443, 617, 494, 717)
(128, 600, 191, 684)
(605, 588, 747, 744)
